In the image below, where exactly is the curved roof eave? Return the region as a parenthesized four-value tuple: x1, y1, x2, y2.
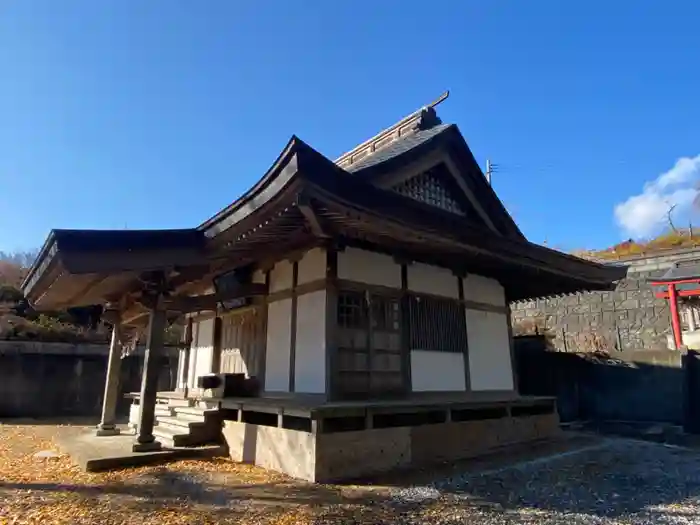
(198, 135, 304, 238)
(302, 175, 628, 287)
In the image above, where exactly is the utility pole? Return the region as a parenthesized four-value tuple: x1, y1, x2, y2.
(486, 159, 498, 186)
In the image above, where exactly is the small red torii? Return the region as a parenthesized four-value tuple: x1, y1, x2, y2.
(649, 261, 700, 350)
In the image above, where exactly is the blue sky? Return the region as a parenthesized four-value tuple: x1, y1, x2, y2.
(1, 1, 699, 254)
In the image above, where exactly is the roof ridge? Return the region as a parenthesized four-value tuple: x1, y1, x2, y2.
(335, 91, 449, 170)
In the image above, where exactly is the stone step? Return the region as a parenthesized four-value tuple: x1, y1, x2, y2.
(154, 406, 173, 417)
(173, 406, 219, 419)
(152, 426, 198, 448)
(169, 411, 209, 424)
(165, 398, 194, 408)
(156, 416, 206, 432)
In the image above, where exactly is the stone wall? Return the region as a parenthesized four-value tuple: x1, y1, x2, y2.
(0, 341, 178, 418)
(511, 248, 700, 352)
(515, 336, 685, 424)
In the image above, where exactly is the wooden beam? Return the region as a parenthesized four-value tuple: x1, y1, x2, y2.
(298, 194, 330, 238)
(174, 231, 316, 296)
(162, 283, 267, 313)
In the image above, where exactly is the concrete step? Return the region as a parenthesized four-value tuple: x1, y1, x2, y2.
(154, 406, 173, 417)
(172, 406, 219, 419)
(166, 399, 194, 408)
(169, 411, 208, 424)
(153, 426, 198, 448)
(156, 416, 206, 432)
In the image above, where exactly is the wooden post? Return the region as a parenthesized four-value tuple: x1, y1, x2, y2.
(179, 317, 193, 398)
(96, 321, 122, 436)
(669, 284, 683, 350)
(133, 305, 166, 452)
(211, 316, 223, 375)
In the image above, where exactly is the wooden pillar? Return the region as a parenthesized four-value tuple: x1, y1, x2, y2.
(178, 317, 193, 397)
(211, 316, 223, 375)
(399, 263, 412, 395)
(288, 260, 299, 392)
(456, 273, 471, 392)
(325, 249, 338, 401)
(669, 284, 683, 350)
(133, 305, 166, 452)
(96, 321, 122, 436)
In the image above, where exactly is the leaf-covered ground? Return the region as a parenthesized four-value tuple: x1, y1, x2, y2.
(0, 421, 395, 525)
(4, 422, 700, 525)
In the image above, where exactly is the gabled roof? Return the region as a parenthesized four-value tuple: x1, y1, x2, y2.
(21, 93, 627, 310)
(345, 123, 452, 173)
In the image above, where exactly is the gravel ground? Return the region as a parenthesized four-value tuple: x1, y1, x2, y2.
(390, 438, 700, 524)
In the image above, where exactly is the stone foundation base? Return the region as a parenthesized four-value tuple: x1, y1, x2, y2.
(222, 412, 561, 482)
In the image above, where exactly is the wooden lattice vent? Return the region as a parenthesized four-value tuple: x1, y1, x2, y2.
(393, 168, 465, 216)
(407, 295, 466, 352)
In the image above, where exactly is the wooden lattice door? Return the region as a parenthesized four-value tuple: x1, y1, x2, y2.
(218, 307, 265, 378)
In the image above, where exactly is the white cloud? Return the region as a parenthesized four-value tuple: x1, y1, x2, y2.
(614, 154, 700, 239)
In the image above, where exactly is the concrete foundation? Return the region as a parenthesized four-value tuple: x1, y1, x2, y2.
(222, 411, 561, 482)
(56, 428, 226, 472)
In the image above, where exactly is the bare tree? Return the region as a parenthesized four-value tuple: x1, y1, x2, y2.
(0, 250, 39, 288)
(666, 203, 679, 233)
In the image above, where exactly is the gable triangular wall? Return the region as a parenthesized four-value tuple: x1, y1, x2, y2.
(348, 125, 524, 239)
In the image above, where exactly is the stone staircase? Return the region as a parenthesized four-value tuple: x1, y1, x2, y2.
(126, 395, 223, 448)
(152, 403, 223, 448)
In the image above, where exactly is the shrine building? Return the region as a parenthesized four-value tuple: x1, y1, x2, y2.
(21, 93, 626, 481)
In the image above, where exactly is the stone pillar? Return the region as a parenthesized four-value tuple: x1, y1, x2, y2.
(96, 321, 122, 436)
(689, 306, 697, 332)
(133, 306, 166, 452)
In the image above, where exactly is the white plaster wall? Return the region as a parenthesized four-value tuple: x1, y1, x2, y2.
(465, 309, 514, 391)
(410, 350, 466, 391)
(269, 260, 294, 293)
(297, 248, 327, 286)
(294, 290, 327, 393)
(265, 299, 292, 391)
(407, 263, 459, 298)
(463, 274, 506, 306)
(337, 247, 401, 288)
(192, 317, 215, 380)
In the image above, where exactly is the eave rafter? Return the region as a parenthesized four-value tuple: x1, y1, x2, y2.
(297, 193, 330, 239)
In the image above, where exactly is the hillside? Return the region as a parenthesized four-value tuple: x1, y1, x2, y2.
(574, 229, 700, 261)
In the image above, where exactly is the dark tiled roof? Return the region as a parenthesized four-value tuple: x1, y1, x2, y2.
(52, 228, 205, 252)
(652, 260, 700, 282)
(344, 123, 452, 173)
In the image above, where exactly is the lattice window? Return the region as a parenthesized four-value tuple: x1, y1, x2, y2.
(408, 294, 467, 353)
(393, 168, 465, 215)
(336, 290, 404, 398)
